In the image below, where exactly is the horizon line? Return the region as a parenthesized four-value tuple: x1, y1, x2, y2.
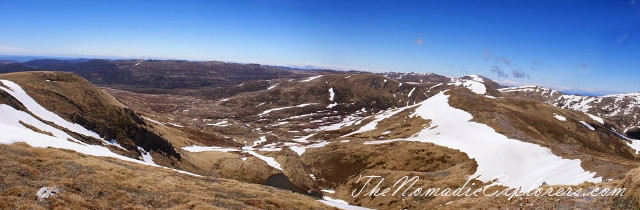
(0, 53, 632, 96)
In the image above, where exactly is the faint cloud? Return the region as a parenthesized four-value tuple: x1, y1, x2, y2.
(530, 60, 543, 71)
(617, 33, 629, 44)
(0, 45, 35, 54)
(491, 65, 508, 78)
(512, 68, 530, 79)
(460, 65, 468, 74)
(631, 0, 637, 5)
(493, 56, 511, 66)
(532, 59, 543, 66)
(416, 33, 424, 45)
(581, 63, 588, 69)
(483, 51, 491, 61)
(502, 57, 511, 66)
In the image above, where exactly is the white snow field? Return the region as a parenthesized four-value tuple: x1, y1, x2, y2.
(364, 92, 601, 189)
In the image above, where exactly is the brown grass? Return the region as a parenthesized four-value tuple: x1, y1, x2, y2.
(301, 141, 477, 209)
(18, 121, 54, 137)
(0, 143, 332, 209)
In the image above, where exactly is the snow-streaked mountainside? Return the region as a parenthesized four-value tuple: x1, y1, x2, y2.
(0, 79, 196, 176)
(362, 92, 601, 188)
(499, 85, 640, 132)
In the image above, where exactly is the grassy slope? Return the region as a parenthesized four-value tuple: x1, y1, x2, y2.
(0, 71, 183, 163)
(0, 143, 330, 209)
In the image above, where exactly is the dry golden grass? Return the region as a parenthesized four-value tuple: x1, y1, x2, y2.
(614, 167, 640, 208)
(0, 143, 332, 209)
(301, 141, 477, 209)
(19, 121, 54, 137)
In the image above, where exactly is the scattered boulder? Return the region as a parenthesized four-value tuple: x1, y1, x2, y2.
(36, 186, 60, 200)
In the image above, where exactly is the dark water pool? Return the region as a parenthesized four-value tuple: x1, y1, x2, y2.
(263, 173, 323, 198)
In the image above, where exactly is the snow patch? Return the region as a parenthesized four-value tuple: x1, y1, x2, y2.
(206, 119, 230, 126)
(182, 146, 240, 153)
(290, 141, 331, 156)
(329, 87, 335, 101)
(553, 113, 567, 121)
(408, 87, 416, 97)
(246, 150, 283, 171)
(253, 136, 267, 147)
(318, 196, 371, 210)
(321, 189, 336, 194)
(259, 103, 315, 116)
(301, 75, 323, 82)
(580, 121, 595, 131)
(106, 139, 127, 150)
(137, 146, 155, 164)
(586, 113, 604, 125)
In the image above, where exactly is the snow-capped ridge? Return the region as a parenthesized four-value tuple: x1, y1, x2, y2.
(448, 76, 487, 94)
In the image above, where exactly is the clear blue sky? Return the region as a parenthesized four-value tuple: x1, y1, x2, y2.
(0, 0, 638, 94)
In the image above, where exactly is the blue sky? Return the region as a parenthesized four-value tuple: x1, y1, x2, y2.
(0, 0, 638, 94)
